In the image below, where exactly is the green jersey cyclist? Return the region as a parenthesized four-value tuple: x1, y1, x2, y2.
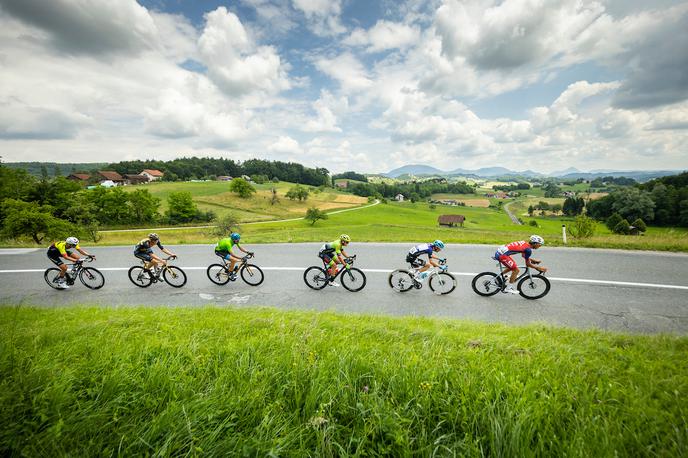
(318, 234, 352, 287)
(47, 237, 95, 289)
(214, 232, 252, 281)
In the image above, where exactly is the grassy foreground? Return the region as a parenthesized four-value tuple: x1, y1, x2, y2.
(1, 306, 686, 456)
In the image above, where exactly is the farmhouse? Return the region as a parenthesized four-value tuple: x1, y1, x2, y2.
(438, 214, 465, 227)
(123, 174, 149, 185)
(140, 169, 164, 181)
(394, 193, 404, 201)
(67, 173, 90, 183)
(96, 171, 125, 186)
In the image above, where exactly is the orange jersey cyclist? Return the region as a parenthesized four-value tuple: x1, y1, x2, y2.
(406, 240, 446, 280)
(494, 235, 547, 294)
(47, 236, 95, 289)
(214, 232, 252, 280)
(134, 233, 177, 271)
(318, 234, 351, 286)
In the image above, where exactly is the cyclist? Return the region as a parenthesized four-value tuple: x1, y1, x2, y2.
(215, 232, 252, 281)
(407, 240, 446, 280)
(494, 235, 547, 294)
(47, 236, 95, 289)
(318, 234, 352, 286)
(134, 233, 177, 274)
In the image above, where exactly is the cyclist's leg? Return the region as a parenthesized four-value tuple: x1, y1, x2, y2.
(135, 251, 153, 269)
(149, 252, 164, 269)
(48, 249, 68, 279)
(498, 255, 519, 284)
(228, 253, 242, 272)
(319, 252, 336, 277)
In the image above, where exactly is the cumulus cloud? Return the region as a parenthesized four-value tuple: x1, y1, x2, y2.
(315, 53, 373, 92)
(198, 7, 290, 97)
(0, 0, 157, 55)
(292, 0, 345, 36)
(268, 135, 301, 154)
(344, 20, 420, 53)
(303, 90, 347, 132)
(0, 100, 90, 140)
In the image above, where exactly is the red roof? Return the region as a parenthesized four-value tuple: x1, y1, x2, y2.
(142, 169, 164, 176)
(68, 173, 90, 180)
(98, 170, 123, 181)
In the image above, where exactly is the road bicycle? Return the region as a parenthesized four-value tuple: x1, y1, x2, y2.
(388, 259, 456, 295)
(44, 256, 104, 290)
(128, 256, 187, 288)
(303, 255, 366, 292)
(471, 261, 550, 300)
(206, 252, 264, 286)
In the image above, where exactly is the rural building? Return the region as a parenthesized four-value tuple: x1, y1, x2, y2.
(67, 173, 90, 183)
(140, 169, 164, 181)
(438, 214, 465, 227)
(394, 193, 404, 201)
(123, 174, 149, 185)
(335, 181, 349, 189)
(217, 176, 233, 181)
(96, 171, 125, 185)
(100, 180, 117, 188)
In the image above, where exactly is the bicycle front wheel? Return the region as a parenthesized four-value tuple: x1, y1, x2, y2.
(341, 267, 366, 292)
(207, 264, 230, 285)
(44, 268, 64, 290)
(471, 272, 502, 296)
(128, 266, 152, 288)
(304, 266, 328, 290)
(429, 272, 456, 295)
(163, 266, 187, 288)
(518, 274, 550, 300)
(79, 267, 105, 290)
(241, 264, 264, 286)
(388, 269, 414, 292)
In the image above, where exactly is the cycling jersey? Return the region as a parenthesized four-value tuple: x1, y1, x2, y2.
(51, 240, 80, 255)
(319, 240, 343, 255)
(495, 241, 533, 259)
(215, 238, 239, 253)
(408, 243, 433, 258)
(135, 238, 164, 252)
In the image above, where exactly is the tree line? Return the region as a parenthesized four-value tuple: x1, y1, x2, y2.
(344, 181, 476, 201)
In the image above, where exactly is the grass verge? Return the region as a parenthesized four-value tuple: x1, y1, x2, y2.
(1, 306, 686, 456)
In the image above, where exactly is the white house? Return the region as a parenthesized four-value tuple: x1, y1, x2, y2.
(140, 169, 164, 181)
(100, 180, 117, 188)
(394, 194, 405, 202)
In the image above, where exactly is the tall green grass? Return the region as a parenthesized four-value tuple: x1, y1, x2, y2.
(1, 306, 686, 456)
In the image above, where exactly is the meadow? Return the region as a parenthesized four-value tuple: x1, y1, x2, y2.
(1, 306, 685, 456)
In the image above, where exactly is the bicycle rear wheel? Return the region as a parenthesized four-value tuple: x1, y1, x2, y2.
(79, 267, 105, 290)
(44, 268, 64, 290)
(128, 266, 152, 288)
(388, 269, 414, 292)
(207, 264, 230, 285)
(341, 267, 366, 292)
(518, 274, 550, 300)
(241, 264, 264, 286)
(163, 266, 187, 288)
(429, 272, 456, 295)
(304, 266, 328, 290)
(471, 272, 502, 296)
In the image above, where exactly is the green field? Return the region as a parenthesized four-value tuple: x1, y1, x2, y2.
(1, 306, 685, 456)
(120, 181, 367, 223)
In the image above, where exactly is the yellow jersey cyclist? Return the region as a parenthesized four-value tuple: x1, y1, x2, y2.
(407, 240, 446, 281)
(47, 237, 95, 289)
(134, 233, 177, 274)
(318, 234, 352, 287)
(214, 232, 252, 281)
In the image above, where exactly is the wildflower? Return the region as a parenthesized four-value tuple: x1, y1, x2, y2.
(309, 416, 328, 428)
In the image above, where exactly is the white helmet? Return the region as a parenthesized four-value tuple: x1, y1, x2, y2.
(66, 236, 79, 245)
(529, 235, 544, 245)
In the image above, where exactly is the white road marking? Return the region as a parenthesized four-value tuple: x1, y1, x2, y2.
(199, 293, 215, 300)
(0, 267, 687, 290)
(0, 249, 40, 255)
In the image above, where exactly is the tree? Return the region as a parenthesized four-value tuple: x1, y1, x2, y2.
(606, 213, 623, 231)
(211, 213, 240, 237)
(631, 218, 647, 233)
(528, 205, 534, 216)
(229, 178, 256, 198)
(613, 219, 631, 235)
(305, 207, 328, 225)
(568, 215, 596, 239)
(550, 203, 563, 214)
(286, 185, 309, 201)
(563, 197, 585, 216)
(610, 188, 655, 223)
(1, 199, 76, 243)
(127, 189, 160, 223)
(166, 191, 198, 223)
(543, 182, 561, 198)
(270, 187, 280, 205)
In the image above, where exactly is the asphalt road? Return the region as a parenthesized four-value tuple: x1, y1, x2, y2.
(1, 243, 687, 334)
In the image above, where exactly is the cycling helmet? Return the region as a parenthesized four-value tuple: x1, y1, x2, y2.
(530, 235, 544, 245)
(230, 232, 241, 241)
(66, 236, 79, 245)
(432, 240, 445, 249)
(340, 234, 351, 243)
(148, 233, 159, 240)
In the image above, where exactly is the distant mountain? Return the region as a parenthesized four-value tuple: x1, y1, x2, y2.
(549, 167, 581, 176)
(385, 164, 446, 178)
(559, 170, 684, 182)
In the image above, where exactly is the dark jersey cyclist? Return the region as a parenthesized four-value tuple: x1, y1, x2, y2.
(47, 236, 94, 289)
(134, 233, 176, 270)
(318, 234, 351, 286)
(406, 240, 446, 280)
(494, 235, 547, 294)
(214, 232, 251, 279)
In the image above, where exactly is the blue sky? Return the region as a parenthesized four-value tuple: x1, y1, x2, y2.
(1, 0, 687, 174)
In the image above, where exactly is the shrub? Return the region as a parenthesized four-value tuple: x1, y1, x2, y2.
(211, 213, 241, 237)
(305, 207, 328, 225)
(606, 213, 623, 231)
(631, 218, 647, 233)
(529, 220, 539, 227)
(429, 204, 436, 210)
(568, 215, 596, 239)
(613, 219, 631, 235)
(229, 178, 256, 198)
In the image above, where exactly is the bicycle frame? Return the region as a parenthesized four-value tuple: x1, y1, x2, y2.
(323, 255, 356, 280)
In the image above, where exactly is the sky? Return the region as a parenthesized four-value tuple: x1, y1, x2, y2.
(0, 0, 687, 174)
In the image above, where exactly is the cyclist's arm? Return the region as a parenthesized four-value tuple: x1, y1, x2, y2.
(161, 247, 176, 258)
(238, 244, 250, 254)
(526, 257, 546, 272)
(76, 247, 93, 258)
